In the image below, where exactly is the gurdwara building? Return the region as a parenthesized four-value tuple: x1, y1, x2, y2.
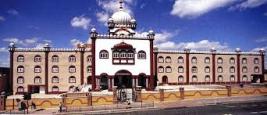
(8, 1, 265, 94)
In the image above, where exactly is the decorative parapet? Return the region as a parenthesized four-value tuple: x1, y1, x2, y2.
(156, 49, 262, 55)
(96, 34, 150, 39)
(13, 48, 91, 52)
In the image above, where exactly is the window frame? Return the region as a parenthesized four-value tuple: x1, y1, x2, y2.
(191, 57, 197, 64)
(34, 65, 42, 73)
(52, 55, 59, 62)
(204, 57, 210, 64)
(17, 76, 24, 84)
(17, 65, 24, 73)
(165, 66, 172, 73)
(69, 76, 76, 83)
(17, 55, 24, 62)
(69, 55, 76, 62)
(99, 50, 109, 59)
(69, 65, 76, 73)
(52, 76, 59, 83)
(34, 55, 42, 62)
(137, 50, 146, 59)
(178, 56, 184, 64)
(52, 65, 59, 73)
(158, 56, 164, 63)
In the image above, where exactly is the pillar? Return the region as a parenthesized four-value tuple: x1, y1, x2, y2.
(108, 78, 113, 91)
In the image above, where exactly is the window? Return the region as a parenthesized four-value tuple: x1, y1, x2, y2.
(178, 66, 184, 73)
(217, 67, 223, 73)
(204, 57, 210, 64)
(178, 76, 184, 82)
(137, 50, 146, 59)
(162, 76, 168, 84)
(87, 66, 92, 73)
(158, 56, 164, 63)
(52, 55, 59, 62)
(52, 86, 59, 92)
(17, 76, 24, 84)
(254, 66, 259, 73)
(192, 75, 198, 82)
(17, 65, 24, 73)
(52, 65, 59, 73)
(17, 55, 24, 62)
(34, 66, 41, 73)
(205, 75, 210, 82)
(205, 66, 210, 73)
(242, 67, 247, 73)
(254, 58, 259, 64)
(218, 75, 223, 82)
(69, 76, 76, 83)
(158, 66, 164, 73)
(217, 57, 223, 64)
(242, 58, 247, 64)
(69, 66, 76, 73)
(242, 75, 248, 81)
(69, 55, 76, 62)
(166, 66, 172, 73)
(34, 76, 42, 84)
(99, 50, 109, 59)
(165, 56, 171, 63)
(230, 57, 235, 64)
(34, 55, 41, 62)
(230, 66, 235, 73)
(52, 76, 59, 83)
(17, 86, 24, 93)
(87, 56, 92, 63)
(192, 66, 197, 73)
(191, 57, 197, 64)
(230, 75, 235, 81)
(113, 52, 119, 58)
(178, 56, 184, 63)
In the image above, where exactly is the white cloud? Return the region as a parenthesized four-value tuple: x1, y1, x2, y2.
(170, 0, 236, 18)
(7, 9, 19, 15)
(2, 37, 52, 48)
(70, 16, 91, 30)
(0, 16, 5, 21)
(256, 37, 267, 42)
(233, 0, 267, 9)
(70, 39, 82, 47)
(96, 0, 134, 24)
(0, 47, 8, 52)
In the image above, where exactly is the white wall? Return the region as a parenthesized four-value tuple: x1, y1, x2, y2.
(95, 38, 151, 75)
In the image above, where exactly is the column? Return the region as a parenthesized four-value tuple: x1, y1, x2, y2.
(146, 78, 149, 89)
(108, 78, 113, 91)
(96, 78, 100, 90)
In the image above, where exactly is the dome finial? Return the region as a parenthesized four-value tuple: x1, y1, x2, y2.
(119, 0, 124, 10)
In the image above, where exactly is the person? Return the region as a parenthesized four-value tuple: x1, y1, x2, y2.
(31, 102, 36, 110)
(59, 102, 63, 112)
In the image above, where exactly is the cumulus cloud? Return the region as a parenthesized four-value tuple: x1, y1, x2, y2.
(70, 16, 91, 30)
(70, 39, 82, 47)
(2, 37, 52, 48)
(0, 16, 5, 21)
(7, 9, 19, 15)
(231, 0, 267, 10)
(96, 0, 134, 24)
(170, 0, 236, 18)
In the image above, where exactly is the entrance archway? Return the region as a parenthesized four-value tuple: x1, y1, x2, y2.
(138, 74, 146, 88)
(114, 70, 132, 88)
(100, 74, 108, 90)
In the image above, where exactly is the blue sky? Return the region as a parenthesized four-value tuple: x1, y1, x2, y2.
(0, 0, 267, 67)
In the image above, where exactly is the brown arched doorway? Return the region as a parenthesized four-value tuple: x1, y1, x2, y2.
(138, 73, 146, 88)
(162, 76, 168, 84)
(114, 70, 132, 88)
(100, 73, 108, 90)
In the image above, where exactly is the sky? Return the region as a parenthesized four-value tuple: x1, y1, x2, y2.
(0, 0, 267, 68)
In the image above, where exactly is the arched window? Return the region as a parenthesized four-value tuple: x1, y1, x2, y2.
(178, 76, 184, 82)
(178, 66, 184, 73)
(52, 86, 59, 92)
(254, 66, 259, 73)
(113, 51, 119, 58)
(69, 76, 76, 83)
(165, 56, 172, 63)
(69, 55, 76, 62)
(87, 66, 92, 73)
(17, 86, 24, 93)
(191, 57, 197, 64)
(242, 58, 247, 64)
(34, 76, 42, 84)
(17, 55, 24, 62)
(254, 58, 259, 64)
(242, 75, 248, 82)
(204, 57, 210, 64)
(52, 76, 59, 83)
(192, 66, 197, 73)
(162, 76, 168, 84)
(52, 55, 59, 62)
(230, 57, 235, 64)
(205, 66, 210, 73)
(158, 56, 164, 63)
(218, 66, 223, 73)
(165, 66, 172, 73)
(34, 65, 41, 73)
(137, 50, 146, 59)
(158, 66, 164, 73)
(17, 65, 24, 73)
(218, 75, 223, 82)
(99, 50, 109, 59)
(34, 55, 41, 62)
(230, 66, 235, 73)
(230, 75, 235, 81)
(205, 75, 210, 82)
(217, 57, 223, 64)
(178, 56, 184, 63)
(242, 67, 247, 73)
(17, 76, 24, 84)
(69, 85, 75, 91)
(192, 75, 198, 82)
(87, 55, 92, 62)
(52, 65, 59, 73)
(69, 65, 76, 73)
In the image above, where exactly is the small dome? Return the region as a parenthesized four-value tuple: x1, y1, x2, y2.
(111, 10, 132, 25)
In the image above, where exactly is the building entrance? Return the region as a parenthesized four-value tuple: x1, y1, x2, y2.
(114, 70, 132, 88)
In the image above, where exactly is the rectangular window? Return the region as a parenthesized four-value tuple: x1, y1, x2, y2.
(178, 67, 184, 73)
